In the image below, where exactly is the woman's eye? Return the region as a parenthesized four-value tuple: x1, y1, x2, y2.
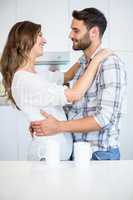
(39, 33, 42, 37)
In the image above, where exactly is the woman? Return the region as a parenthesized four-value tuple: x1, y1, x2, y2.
(0, 21, 111, 161)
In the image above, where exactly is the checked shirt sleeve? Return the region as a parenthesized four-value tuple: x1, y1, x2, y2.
(93, 55, 127, 129)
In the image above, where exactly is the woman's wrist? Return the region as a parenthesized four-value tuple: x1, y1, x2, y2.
(89, 57, 101, 66)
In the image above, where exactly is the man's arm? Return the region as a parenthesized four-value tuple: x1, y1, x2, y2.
(58, 116, 101, 133)
(31, 112, 101, 136)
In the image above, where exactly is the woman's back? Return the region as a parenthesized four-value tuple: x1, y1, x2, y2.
(11, 70, 73, 161)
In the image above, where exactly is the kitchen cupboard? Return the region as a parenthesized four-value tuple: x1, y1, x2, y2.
(0, 106, 30, 160)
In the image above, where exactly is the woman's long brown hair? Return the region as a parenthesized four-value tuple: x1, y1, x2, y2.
(0, 21, 41, 109)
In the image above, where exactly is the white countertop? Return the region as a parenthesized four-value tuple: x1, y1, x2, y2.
(0, 160, 133, 200)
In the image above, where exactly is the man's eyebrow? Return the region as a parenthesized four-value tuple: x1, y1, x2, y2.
(72, 27, 79, 31)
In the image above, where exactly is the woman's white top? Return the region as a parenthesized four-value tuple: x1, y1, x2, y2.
(11, 70, 72, 161)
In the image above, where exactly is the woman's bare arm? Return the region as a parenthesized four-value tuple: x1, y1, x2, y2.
(65, 49, 112, 102)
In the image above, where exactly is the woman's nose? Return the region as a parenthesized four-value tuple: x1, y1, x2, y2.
(43, 37, 47, 44)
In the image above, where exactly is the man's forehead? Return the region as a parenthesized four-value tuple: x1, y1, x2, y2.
(71, 19, 85, 29)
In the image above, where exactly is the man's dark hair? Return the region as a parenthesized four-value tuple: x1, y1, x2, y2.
(72, 8, 107, 37)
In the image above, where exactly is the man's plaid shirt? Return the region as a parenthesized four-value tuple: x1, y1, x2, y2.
(67, 50, 127, 152)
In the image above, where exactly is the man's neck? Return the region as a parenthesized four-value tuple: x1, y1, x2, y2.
(83, 41, 101, 62)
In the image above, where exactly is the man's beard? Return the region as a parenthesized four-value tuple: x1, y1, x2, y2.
(72, 33, 92, 51)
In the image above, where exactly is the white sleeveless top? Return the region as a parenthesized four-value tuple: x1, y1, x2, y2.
(11, 70, 72, 161)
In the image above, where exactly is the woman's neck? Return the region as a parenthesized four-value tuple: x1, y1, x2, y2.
(18, 57, 37, 73)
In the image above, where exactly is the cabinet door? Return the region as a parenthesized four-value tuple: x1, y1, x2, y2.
(16, 110, 31, 160)
(0, 0, 17, 53)
(0, 106, 18, 160)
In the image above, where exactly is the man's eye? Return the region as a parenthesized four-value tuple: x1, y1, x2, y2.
(74, 30, 79, 33)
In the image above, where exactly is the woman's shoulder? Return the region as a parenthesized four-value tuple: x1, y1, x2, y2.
(13, 70, 38, 82)
(12, 70, 39, 90)
(14, 70, 37, 79)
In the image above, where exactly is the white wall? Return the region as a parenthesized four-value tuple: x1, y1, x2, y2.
(109, 0, 133, 159)
(0, 0, 70, 53)
(0, 0, 17, 53)
(0, 0, 133, 159)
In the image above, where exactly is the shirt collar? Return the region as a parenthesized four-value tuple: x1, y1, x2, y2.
(79, 45, 102, 69)
(90, 45, 102, 60)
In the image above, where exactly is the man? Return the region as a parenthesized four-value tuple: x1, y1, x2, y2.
(31, 8, 127, 160)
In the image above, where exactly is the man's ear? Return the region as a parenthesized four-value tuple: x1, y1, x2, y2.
(89, 26, 100, 39)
